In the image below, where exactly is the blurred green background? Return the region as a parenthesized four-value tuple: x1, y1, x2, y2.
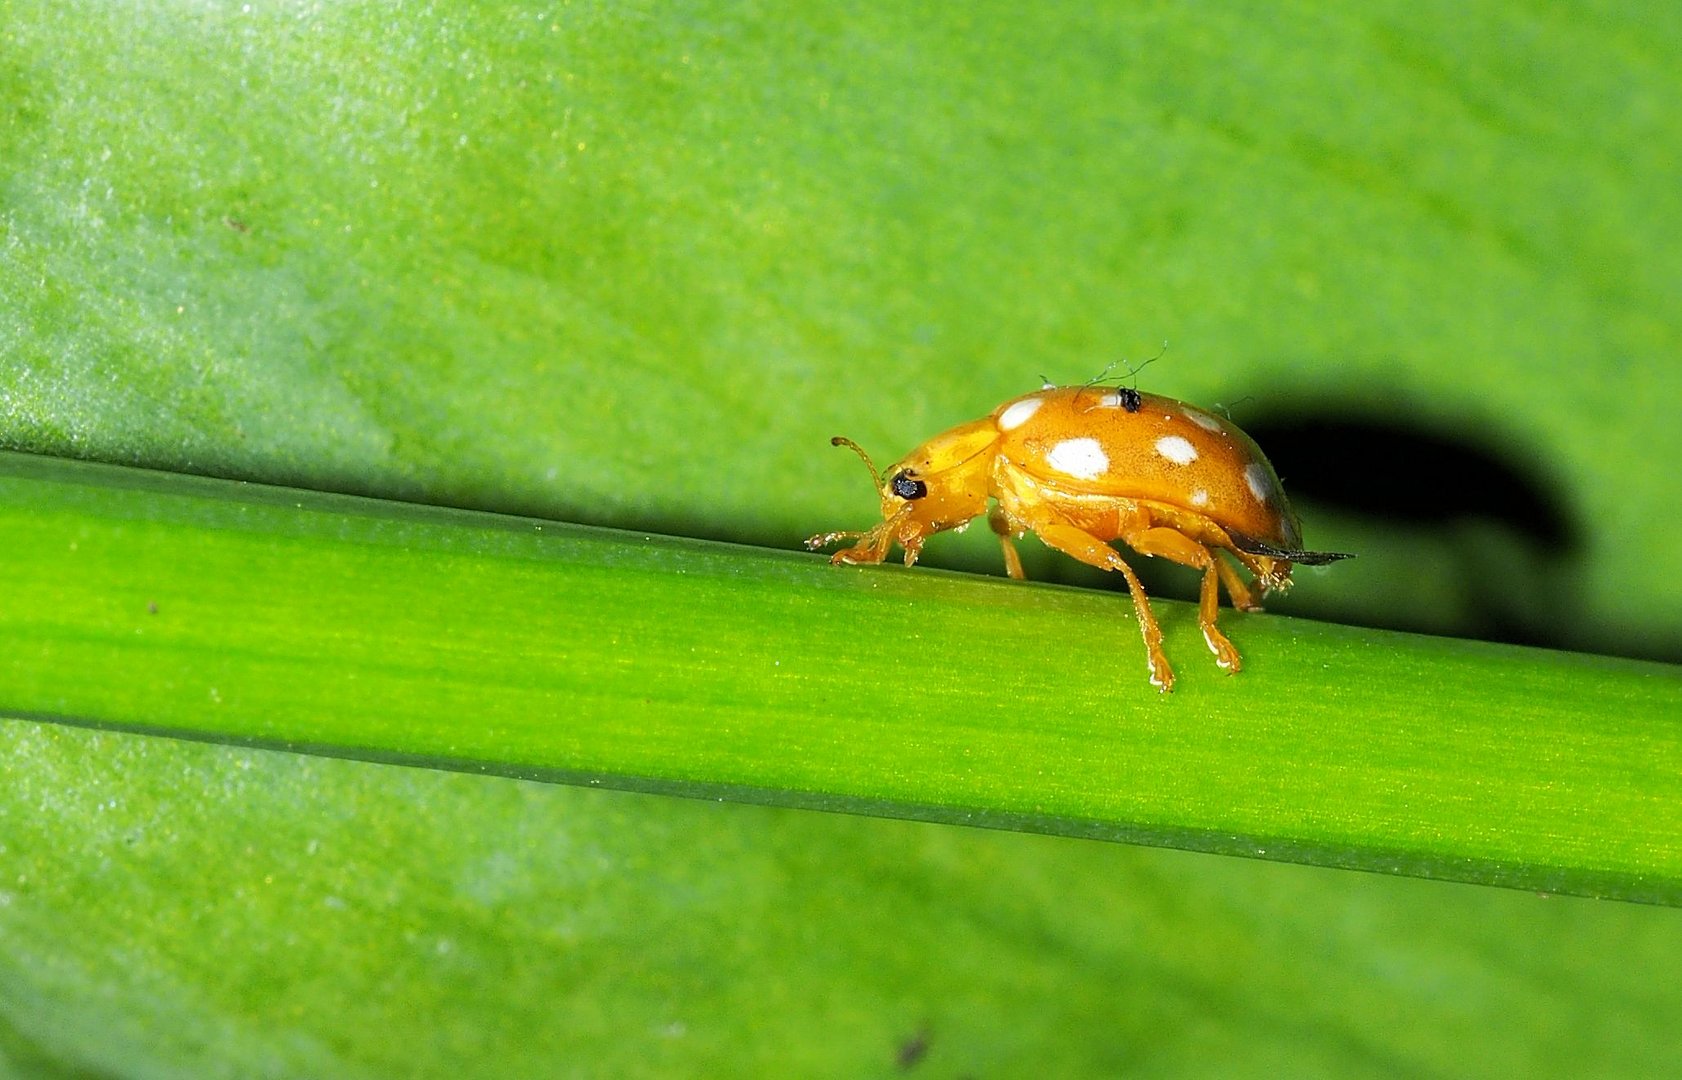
(4, 1, 1681, 1075)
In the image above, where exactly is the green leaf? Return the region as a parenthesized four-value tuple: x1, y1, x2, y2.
(7, 451, 1680, 905)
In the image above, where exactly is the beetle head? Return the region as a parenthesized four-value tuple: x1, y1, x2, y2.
(817, 420, 997, 566)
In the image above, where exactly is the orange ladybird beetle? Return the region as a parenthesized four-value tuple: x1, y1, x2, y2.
(806, 382, 1352, 691)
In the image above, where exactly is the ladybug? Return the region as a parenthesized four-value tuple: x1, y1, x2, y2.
(806, 384, 1352, 691)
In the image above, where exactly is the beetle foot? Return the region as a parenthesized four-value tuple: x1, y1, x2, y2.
(1203, 626, 1243, 673)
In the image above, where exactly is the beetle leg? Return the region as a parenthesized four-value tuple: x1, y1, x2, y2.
(807, 524, 893, 566)
(987, 505, 1026, 580)
(1198, 562, 1241, 672)
(1025, 519, 1174, 692)
(807, 504, 920, 567)
(1122, 527, 1243, 674)
(805, 528, 869, 550)
(1228, 546, 1293, 594)
(1214, 552, 1263, 613)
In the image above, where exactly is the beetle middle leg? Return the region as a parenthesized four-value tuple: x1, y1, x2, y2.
(1121, 527, 1243, 674)
(987, 505, 1026, 580)
(1021, 518, 1175, 692)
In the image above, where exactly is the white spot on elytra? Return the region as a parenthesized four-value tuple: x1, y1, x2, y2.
(1046, 437, 1109, 480)
(998, 397, 1042, 431)
(1189, 489, 1209, 507)
(1155, 435, 1198, 465)
(1186, 410, 1224, 433)
(1245, 462, 1272, 502)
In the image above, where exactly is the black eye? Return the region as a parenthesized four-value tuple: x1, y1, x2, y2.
(1119, 387, 1143, 413)
(890, 471, 928, 500)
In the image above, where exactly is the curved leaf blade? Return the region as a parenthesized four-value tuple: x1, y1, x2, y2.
(8, 451, 1679, 903)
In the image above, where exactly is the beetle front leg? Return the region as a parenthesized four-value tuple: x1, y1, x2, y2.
(804, 528, 868, 550)
(805, 523, 894, 566)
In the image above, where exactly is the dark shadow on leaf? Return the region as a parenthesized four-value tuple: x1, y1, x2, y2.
(1241, 413, 1580, 555)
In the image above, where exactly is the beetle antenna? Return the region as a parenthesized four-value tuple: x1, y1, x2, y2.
(1119, 343, 1166, 387)
(829, 436, 883, 489)
(1076, 360, 1119, 390)
(1082, 342, 1169, 395)
(1214, 394, 1255, 420)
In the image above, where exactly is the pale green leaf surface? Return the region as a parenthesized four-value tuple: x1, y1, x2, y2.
(7, 721, 1680, 1079)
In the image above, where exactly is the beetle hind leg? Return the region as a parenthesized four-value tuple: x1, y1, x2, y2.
(1196, 560, 1242, 672)
(1215, 552, 1263, 613)
(1125, 527, 1243, 675)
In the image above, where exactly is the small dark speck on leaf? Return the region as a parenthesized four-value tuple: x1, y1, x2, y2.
(897, 1026, 930, 1069)
(223, 216, 249, 233)
(147, 601, 158, 615)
